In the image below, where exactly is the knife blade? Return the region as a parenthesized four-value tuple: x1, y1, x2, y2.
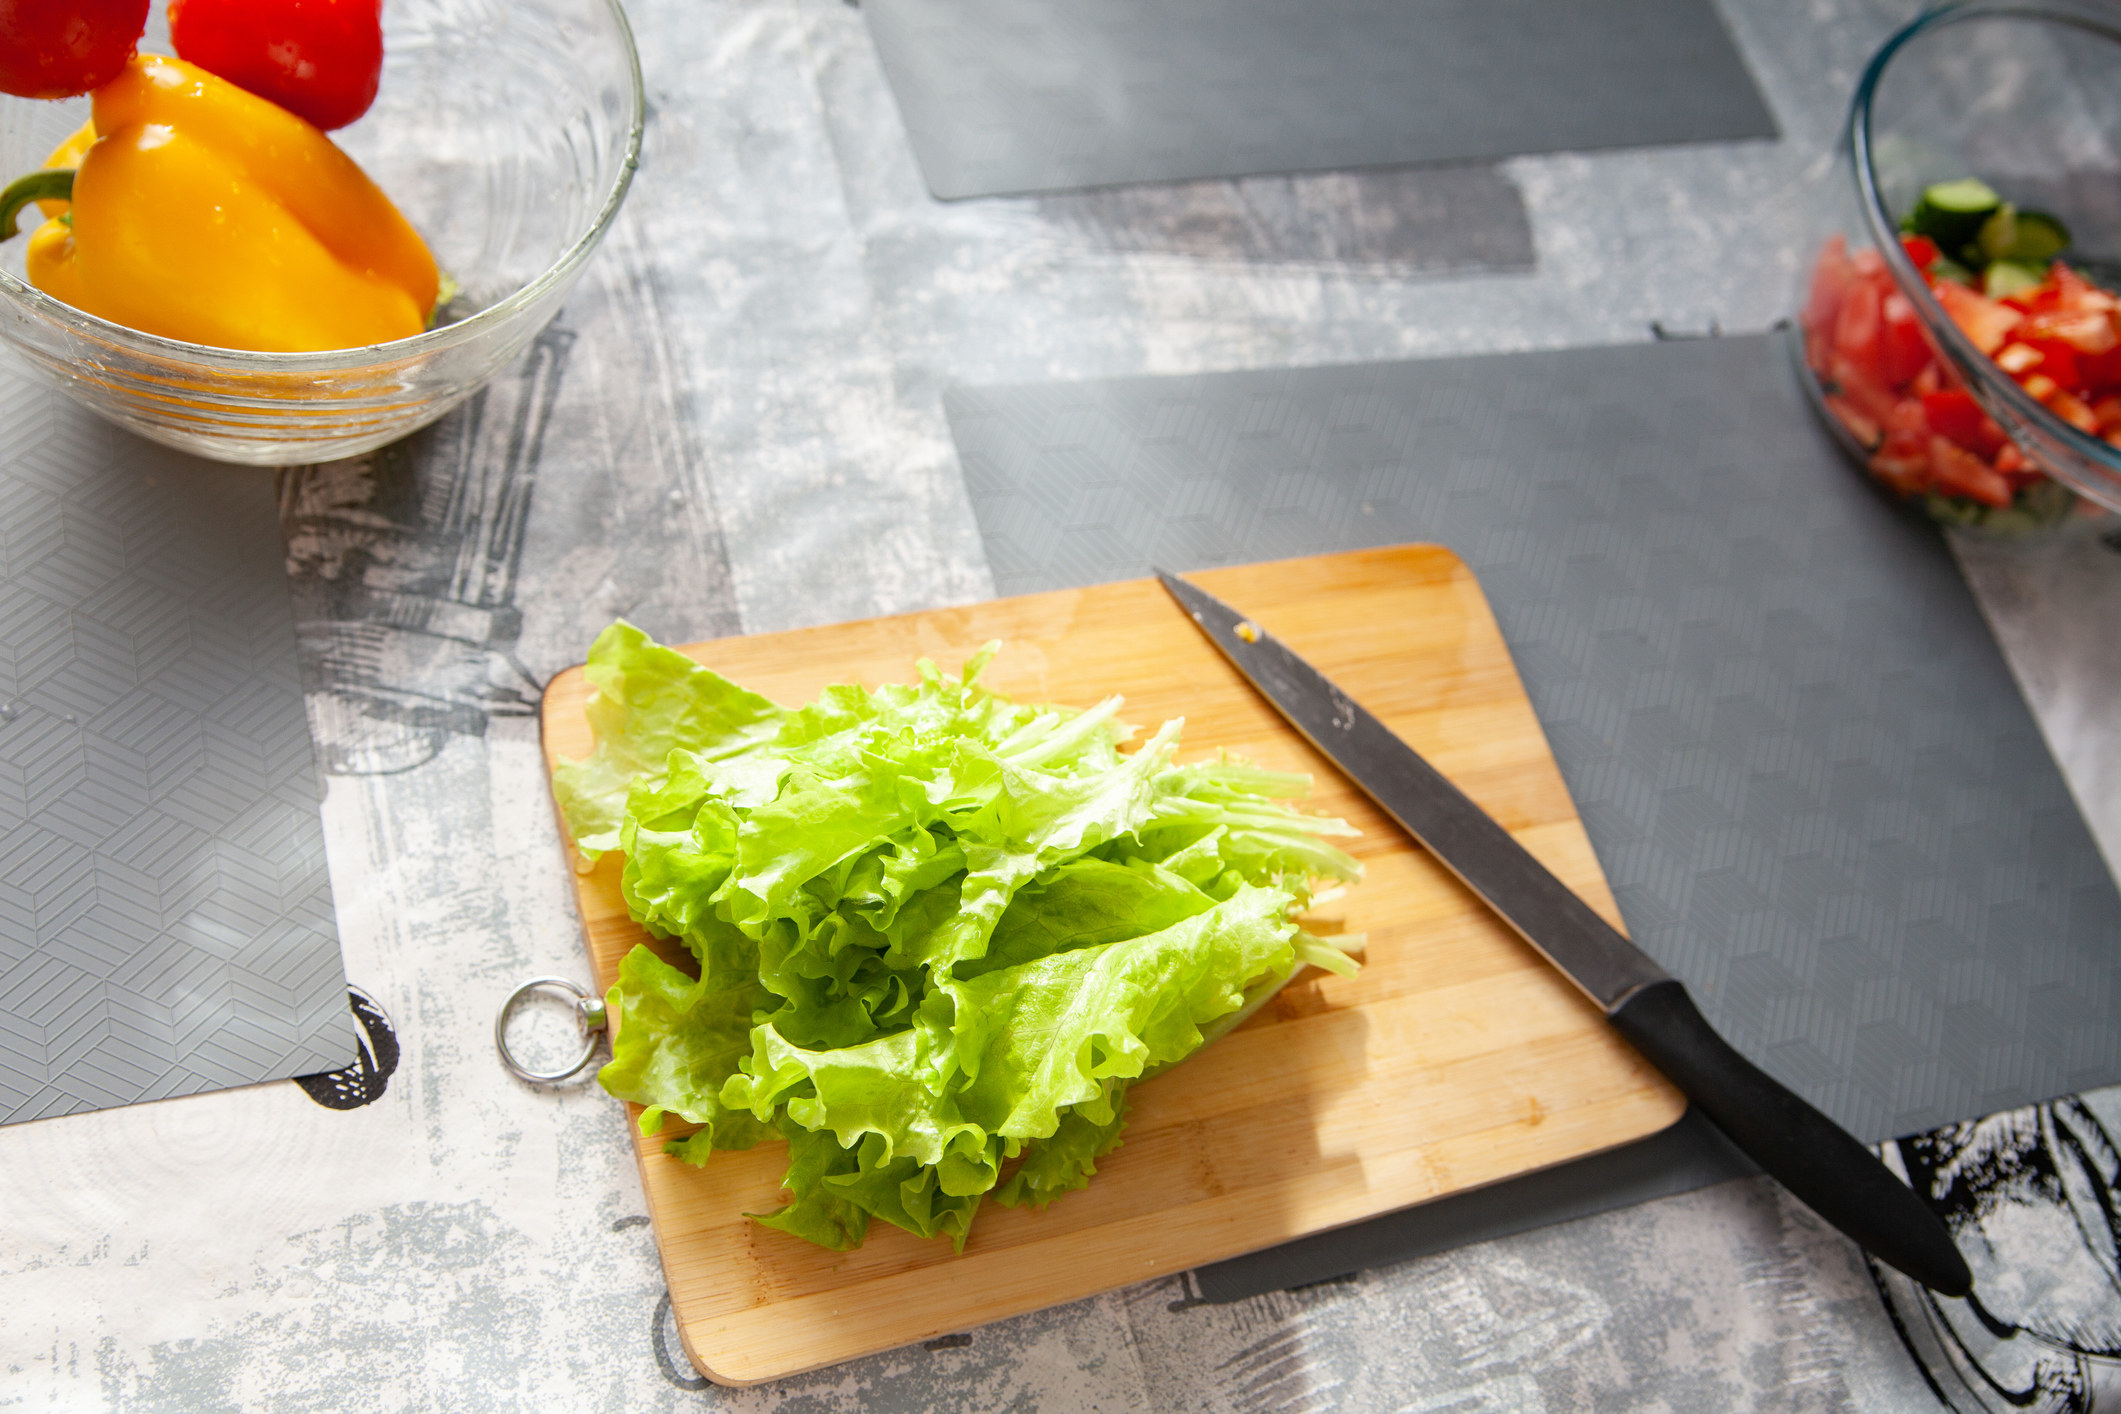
(1157, 568, 1971, 1297)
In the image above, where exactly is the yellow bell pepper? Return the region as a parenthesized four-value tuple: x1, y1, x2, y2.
(6, 55, 439, 353)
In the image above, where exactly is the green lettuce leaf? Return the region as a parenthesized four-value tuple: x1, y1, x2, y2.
(720, 885, 1298, 1204)
(554, 625, 1364, 1252)
(597, 944, 775, 1153)
(746, 1122, 871, 1251)
(994, 1087, 1130, 1209)
(552, 622, 787, 860)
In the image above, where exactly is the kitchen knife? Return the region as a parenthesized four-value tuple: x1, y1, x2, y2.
(1157, 569, 1972, 1297)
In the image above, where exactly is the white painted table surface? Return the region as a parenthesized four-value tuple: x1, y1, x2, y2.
(2, 0, 2116, 1409)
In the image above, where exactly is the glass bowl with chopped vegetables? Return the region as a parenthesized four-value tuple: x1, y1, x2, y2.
(0, 0, 642, 465)
(1795, 0, 2121, 531)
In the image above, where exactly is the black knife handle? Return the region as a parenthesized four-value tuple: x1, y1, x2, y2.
(1608, 980, 1971, 1296)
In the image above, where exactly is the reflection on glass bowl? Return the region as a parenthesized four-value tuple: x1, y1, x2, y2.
(0, 0, 643, 466)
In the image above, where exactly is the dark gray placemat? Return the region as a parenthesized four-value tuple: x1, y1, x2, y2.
(864, 0, 1779, 200)
(948, 332, 2121, 1144)
(950, 333, 2121, 1299)
(0, 397, 356, 1124)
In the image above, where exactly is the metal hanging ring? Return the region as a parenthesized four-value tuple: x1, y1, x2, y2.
(495, 976, 608, 1083)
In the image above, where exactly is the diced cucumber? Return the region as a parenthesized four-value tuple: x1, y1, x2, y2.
(2005, 210, 2071, 264)
(1977, 205, 2020, 263)
(1984, 259, 2044, 299)
(1922, 177, 2003, 213)
(1906, 178, 2003, 256)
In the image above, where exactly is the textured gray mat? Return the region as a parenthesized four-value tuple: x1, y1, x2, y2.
(0, 402, 355, 1124)
(951, 333, 2121, 1298)
(949, 333, 2121, 1144)
(864, 0, 1779, 200)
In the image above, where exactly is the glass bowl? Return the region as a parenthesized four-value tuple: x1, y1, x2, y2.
(0, 0, 643, 465)
(1793, 0, 2121, 531)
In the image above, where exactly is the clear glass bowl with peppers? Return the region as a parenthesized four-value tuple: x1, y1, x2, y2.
(0, 0, 642, 465)
(1794, 0, 2121, 531)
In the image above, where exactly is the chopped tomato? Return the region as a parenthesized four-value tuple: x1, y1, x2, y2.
(1994, 442, 2035, 479)
(2018, 308, 2118, 356)
(1868, 451, 1931, 496)
(2023, 338, 2081, 390)
(1879, 293, 1932, 385)
(1934, 281, 2024, 355)
(1802, 232, 2121, 515)
(1834, 278, 1885, 371)
(1920, 389, 2007, 458)
(2043, 387, 2100, 436)
(2046, 263, 2119, 313)
(1826, 353, 1900, 427)
(1801, 234, 1854, 339)
(1995, 342, 2044, 376)
(2078, 346, 2121, 392)
(1928, 436, 2013, 506)
(1826, 398, 1882, 451)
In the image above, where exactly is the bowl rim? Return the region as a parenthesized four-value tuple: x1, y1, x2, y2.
(0, 0, 646, 371)
(1850, 0, 2121, 504)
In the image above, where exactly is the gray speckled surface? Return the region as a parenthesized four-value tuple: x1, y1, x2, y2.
(1, 0, 2117, 1408)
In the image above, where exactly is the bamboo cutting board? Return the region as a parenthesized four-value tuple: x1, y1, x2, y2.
(539, 544, 1685, 1386)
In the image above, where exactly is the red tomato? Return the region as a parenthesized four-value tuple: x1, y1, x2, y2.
(1879, 293, 1932, 386)
(2082, 347, 2121, 394)
(2021, 338, 2081, 391)
(1834, 277, 1884, 373)
(1827, 353, 1900, 428)
(2019, 308, 2118, 356)
(1995, 342, 2044, 376)
(0, 0, 149, 97)
(1927, 436, 2013, 507)
(1863, 405, 1933, 493)
(2043, 387, 2100, 436)
(1934, 281, 2024, 355)
(1899, 234, 1941, 273)
(1919, 390, 2006, 459)
(1827, 397, 1882, 451)
(2049, 263, 2119, 313)
(2016, 263, 2119, 317)
(169, 0, 383, 130)
(1802, 235, 1854, 341)
(1884, 397, 1928, 438)
(1868, 450, 1930, 497)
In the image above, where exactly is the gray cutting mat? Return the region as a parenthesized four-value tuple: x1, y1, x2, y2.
(0, 396, 355, 1124)
(949, 333, 2121, 1145)
(864, 0, 1780, 199)
(951, 332, 2121, 1297)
